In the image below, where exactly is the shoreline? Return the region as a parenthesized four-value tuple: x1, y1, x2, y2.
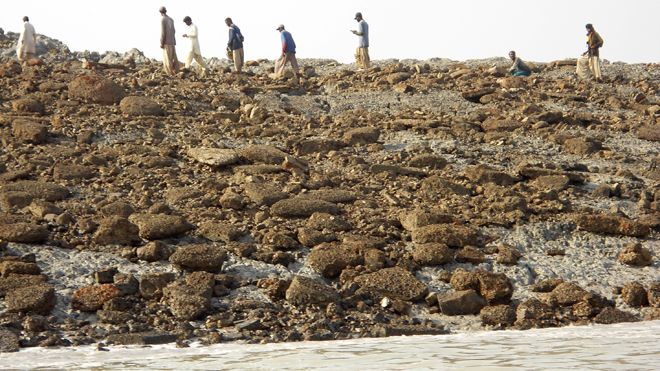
(1, 31, 660, 352)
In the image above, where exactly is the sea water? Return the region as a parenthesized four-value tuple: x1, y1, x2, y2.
(1, 321, 659, 370)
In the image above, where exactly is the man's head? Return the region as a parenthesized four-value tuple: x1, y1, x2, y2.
(586, 23, 594, 32)
(509, 51, 516, 60)
(159, 6, 167, 14)
(355, 12, 363, 21)
(22, 16, 29, 22)
(276, 24, 285, 32)
(225, 17, 233, 26)
(183, 16, 192, 26)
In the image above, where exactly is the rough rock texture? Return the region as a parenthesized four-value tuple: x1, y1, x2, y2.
(285, 276, 340, 305)
(353, 267, 429, 301)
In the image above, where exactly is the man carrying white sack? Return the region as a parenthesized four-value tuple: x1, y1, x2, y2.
(182, 16, 209, 71)
(274, 24, 299, 75)
(159, 6, 180, 76)
(17, 16, 36, 62)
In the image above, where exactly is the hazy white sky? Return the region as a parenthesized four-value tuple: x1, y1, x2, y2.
(1, 0, 659, 64)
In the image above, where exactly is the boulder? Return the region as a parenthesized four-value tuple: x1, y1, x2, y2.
(136, 241, 175, 262)
(412, 243, 453, 266)
(169, 244, 227, 272)
(187, 148, 239, 166)
(93, 216, 142, 246)
(621, 282, 648, 307)
(617, 242, 653, 266)
(475, 271, 514, 305)
(243, 183, 286, 206)
(0, 181, 70, 202)
(120, 96, 165, 116)
(53, 165, 95, 180)
(455, 246, 485, 264)
(481, 118, 521, 133)
(0, 261, 41, 278)
(12, 99, 45, 115)
(307, 243, 363, 277)
(139, 272, 176, 300)
(420, 176, 471, 199)
(238, 145, 288, 165)
(271, 198, 341, 217)
(0, 328, 19, 353)
(480, 305, 516, 326)
(545, 282, 591, 307)
(199, 221, 244, 243)
(353, 267, 429, 301)
(463, 165, 516, 186)
(647, 282, 660, 308)
(130, 214, 193, 240)
(0, 223, 49, 243)
(11, 119, 47, 143)
(306, 212, 352, 232)
(285, 276, 340, 305)
(100, 202, 135, 218)
(496, 244, 522, 265)
(412, 224, 478, 247)
(398, 209, 454, 232)
(68, 76, 126, 105)
(573, 213, 650, 237)
(71, 284, 123, 312)
(5, 284, 56, 315)
(516, 298, 554, 320)
(437, 290, 487, 315)
(593, 308, 638, 324)
(407, 154, 447, 170)
(343, 127, 380, 146)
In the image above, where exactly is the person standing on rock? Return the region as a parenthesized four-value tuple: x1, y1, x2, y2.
(182, 16, 209, 71)
(582, 23, 603, 83)
(159, 6, 180, 76)
(225, 18, 244, 73)
(17, 16, 36, 62)
(274, 24, 299, 75)
(508, 51, 531, 76)
(351, 12, 370, 70)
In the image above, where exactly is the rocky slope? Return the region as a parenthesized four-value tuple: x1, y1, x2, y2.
(0, 33, 660, 352)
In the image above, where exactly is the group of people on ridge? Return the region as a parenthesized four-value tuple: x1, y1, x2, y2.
(15, 11, 603, 83)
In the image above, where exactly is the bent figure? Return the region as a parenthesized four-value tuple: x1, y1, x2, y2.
(17, 16, 36, 62)
(508, 51, 531, 77)
(182, 16, 208, 70)
(159, 6, 180, 76)
(274, 24, 299, 75)
(225, 17, 244, 73)
(351, 12, 370, 70)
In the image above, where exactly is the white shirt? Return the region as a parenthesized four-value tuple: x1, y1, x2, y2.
(186, 24, 201, 54)
(18, 21, 36, 54)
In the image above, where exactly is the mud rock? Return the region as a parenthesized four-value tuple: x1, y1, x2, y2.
(238, 145, 288, 165)
(297, 228, 335, 247)
(169, 244, 227, 272)
(29, 200, 62, 218)
(420, 176, 471, 199)
(535, 175, 570, 191)
(455, 246, 485, 264)
(299, 189, 358, 204)
(5, 284, 55, 315)
(100, 202, 136, 218)
(621, 282, 648, 307)
(343, 127, 380, 146)
(411, 224, 478, 247)
(68, 76, 126, 105)
(71, 284, 123, 312)
(407, 154, 448, 170)
(187, 148, 239, 167)
(12, 99, 45, 115)
(412, 243, 453, 266)
(399, 208, 454, 232)
(545, 282, 591, 307)
(531, 278, 564, 293)
(11, 119, 47, 143)
(113, 273, 139, 295)
(0, 261, 41, 278)
(136, 241, 175, 262)
(476, 271, 514, 305)
(437, 290, 487, 315)
(647, 283, 660, 308)
(199, 222, 243, 243)
(480, 305, 516, 326)
(243, 183, 286, 206)
(271, 198, 341, 217)
(93, 216, 141, 246)
(496, 244, 522, 265)
(563, 137, 602, 156)
(306, 212, 352, 231)
(0, 274, 47, 296)
(307, 243, 363, 277)
(139, 272, 175, 301)
(130, 214, 193, 240)
(593, 308, 638, 324)
(294, 138, 346, 156)
(353, 267, 429, 301)
(285, 276, 340, 305)
(449, 268, 480, 291)
(53, 165, 95, 180)
(0, 328, 19, 353)
(516, 298, 554, 320)
(120, 96, 165, 116)
(636, 125, 660, 141)
(0, 223, 49, 243)
(573, 213, 650, 237)
(464, 165, 516, 186)
(481, 118, 521, 133)
(617, 242, 653, 266)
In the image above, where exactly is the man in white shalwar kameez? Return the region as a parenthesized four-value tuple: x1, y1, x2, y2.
(182, 16, 208, 70)
(17, 16, 36, 62)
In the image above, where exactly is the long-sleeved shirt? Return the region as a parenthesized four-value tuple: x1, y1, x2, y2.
(280, 30, 296, 53)
(160, 15, 176, 46)
(227, 24, 243, 51)
(186, 24, 201, 54)
(18, 21, 36, 54)
(356, 20, 369, 48)
(509, 57, 531, 73)
(587, 31, 603, 57)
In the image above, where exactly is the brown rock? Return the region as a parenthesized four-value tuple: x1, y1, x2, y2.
(530, 278, 564, 293)
(11, 119, 47, 143)
(285, 276, 340, 305)
(0, 223, 49, 243)
(455, 246, 485, 264)
(573, 213, 650, 237)
(535, 175, 570, 191)
(496, 244, 522, 265)
(412, 243, 453, 266)
(408, 154, 448, 170)
(344, 127, 380, 146)
(411, 224, 478, 247)
(243, 183, 286, 206)
(136, 241, 175, 262)
(437, 290, 486, 315)
(593, 308, 638, 324)
(516, 298, 554, 320)
(353, 267, 429, 301)
(139, 272, 176, 300)
(120, 96, 165, 116)
(68, 76, 126, 105)
(481, 118, 521, 133)
(169, 244, 227, 272)
(618, 242, 653, 266)
(563, 137, 602, 156)
(130, 214, 193, 240)
(271, 198, 341, 217)
(307, 242, 363, 277)
(420, 176, 471, 199)
(71, 284, 122, 312)
(621, 282, 648, 307)
(93, 216, 142, 246)
(306, 212, 352, 231)
(199, 221, 243, 243)
(545, 282, 591, 307)
(0, 261, 41, 278)
(6, 284, 56, 315)
(480, 305, 516, 326)
(398, 208, 454, 232)
(12, 99, 45, 115)
(475, 271, 514, 305)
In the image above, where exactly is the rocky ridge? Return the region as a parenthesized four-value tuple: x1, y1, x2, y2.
(0, 34, 660, 352)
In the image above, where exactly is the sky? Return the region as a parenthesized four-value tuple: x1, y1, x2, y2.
(1, 0, 659, 64)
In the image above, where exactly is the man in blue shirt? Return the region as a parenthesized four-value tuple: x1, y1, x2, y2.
(274, 24, 299, 75)
(225, 17, 244, 73)
(351, 12, 370, 70)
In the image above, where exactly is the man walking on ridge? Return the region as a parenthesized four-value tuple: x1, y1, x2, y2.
(17, 16, 36, 62)
(581, 23, 603, 83)
(225, 18, 244, 73)
(159, 6, 180, 75)
(274, 24, 299, 75)
(182, 16, 209, 71)
(351, 12, 370, 70)
(508, 51, 531, 76)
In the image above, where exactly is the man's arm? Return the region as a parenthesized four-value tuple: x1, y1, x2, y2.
(160, 18, 166, 48)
